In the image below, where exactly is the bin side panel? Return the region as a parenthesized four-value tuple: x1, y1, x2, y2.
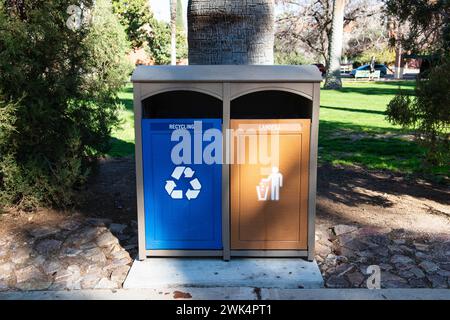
(231, 119, 310, 250)
(142, 119, 222, 250)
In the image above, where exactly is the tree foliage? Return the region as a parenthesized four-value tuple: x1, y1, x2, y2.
(0, 0, 132, 210)
(112, 0, 152, 49)
(147, 19, 187, 65)
(384, 0, 450, 55)
(276, 0, 385, 65)
(386, 58, 450, 167)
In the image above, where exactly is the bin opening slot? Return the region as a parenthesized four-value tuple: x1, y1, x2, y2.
(142, 90, 223, 119)
(231, 90, 312, 119)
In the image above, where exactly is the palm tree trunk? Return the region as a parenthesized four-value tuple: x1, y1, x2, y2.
(170, 0, 177, 65)
(187, 0, 274, 65)
(324, 0, 346, 89)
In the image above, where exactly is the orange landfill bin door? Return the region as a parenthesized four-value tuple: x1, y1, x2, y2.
(230, 119, 310, 250)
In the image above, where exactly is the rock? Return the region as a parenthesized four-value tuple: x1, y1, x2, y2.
(437, 270, 450, 277)
(60, 220, 82, 231)
(413, 242, 429, 251)
(54, 270, 73, 282)
(65, 226, 104, 247)
(32, 255, 46, 267)
(83, 247, 107, 263)
(373, 246, 389, 257)
(427, 274, 447, 288)
(343, 239, 370, 251)
(382, 271, 406, 282)
(80, 274, 101, 289)
(62, 247, 83, 257)
(345, 271, 365, 287)
(409, 267, 425, 278)
(109, 223, 127, 235)
(356, 250, 375, 259)
(43, 260, 63, 275)
(87, 218, 112, 227)
(408, 278, 428, 288)
(333, 224, 358, 236)
(35, 239, 62, 255)
(0, 262, 14, 280)
(94, 278, 118, 289)
(15, 278, 52, 291)
(338, 247, 357, 259)
(0, 247, 8, 260)
(393, 239, 406, 245)
(11, 248, 31, 264)
(110, 265, 130, 285)
(324, 254, 337, 267)
(390, 255, 414, 268)
(325, 275, 349, 288)
(67, 265, 81, 275)
(96, 231, 119, 248)
(379, 263, 394, 271)
(387, 245, 404, 254)
(110, 258, 132, 267)
(439, 262, 450, 271)
(382, 280, 410, 288)
(337, 233, 355, 245)
(0, 279, 9, 291)
(398, 269, 414, 278)
(110, 250, 131, 262)
(51, 265, 82, 290)
(415, 251, 431, 260)
(419, 260, 439, 274)
(334, 263, 354, 276)
(399, 245, 414, 254)
(366, 234, 390, 247)
(15, 265, 51, 291)
(29, 226, 60, 239)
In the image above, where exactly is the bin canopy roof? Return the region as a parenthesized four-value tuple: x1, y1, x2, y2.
(131, 65, 322, 83)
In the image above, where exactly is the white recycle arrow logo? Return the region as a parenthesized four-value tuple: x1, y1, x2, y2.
(165, 166, 202, 200)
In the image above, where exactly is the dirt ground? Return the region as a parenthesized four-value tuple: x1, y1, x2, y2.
(1, 157, 449, 289)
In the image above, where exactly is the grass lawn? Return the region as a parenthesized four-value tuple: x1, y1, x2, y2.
(109, 80, 446, 176)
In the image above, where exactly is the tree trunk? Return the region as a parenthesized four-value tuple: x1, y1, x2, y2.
(187, 0, 274, 65)
(324, 0, 345, 89)
(170, 0, 177, 65)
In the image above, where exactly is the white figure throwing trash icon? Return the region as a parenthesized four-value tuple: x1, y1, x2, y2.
(256, 166, 283, 201)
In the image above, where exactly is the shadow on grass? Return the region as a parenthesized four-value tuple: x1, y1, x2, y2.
(108, 137, 135, 157)
(318, 120, 426, 174)
(334, 86, 415, 96)
(119, 96, 133, 111)
(321, 105, 386, 115)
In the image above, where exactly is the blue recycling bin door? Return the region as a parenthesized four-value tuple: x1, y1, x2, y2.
(142, 119, 222, 250)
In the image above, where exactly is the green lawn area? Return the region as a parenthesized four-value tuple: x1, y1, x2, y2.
(109, 80, 444, 176)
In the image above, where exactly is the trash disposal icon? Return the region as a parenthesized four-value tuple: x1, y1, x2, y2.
(165, 166, 202, 200)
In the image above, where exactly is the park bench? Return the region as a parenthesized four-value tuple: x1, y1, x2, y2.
(354, 70, 381, 80)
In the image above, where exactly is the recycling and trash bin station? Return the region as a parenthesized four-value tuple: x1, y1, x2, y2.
(131, 65, 321, 261)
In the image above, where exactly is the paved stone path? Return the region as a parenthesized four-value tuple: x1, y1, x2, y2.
(0, 218, 135, 291)
(315, 224, 450, 288)
(1, 217, 450, 291)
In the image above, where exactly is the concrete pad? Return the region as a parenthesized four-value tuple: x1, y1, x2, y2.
(123, 258, 323, 289)
(1, 288, 450, 300)
(0, 287, 257, 300)
(261, 288, 450, 300)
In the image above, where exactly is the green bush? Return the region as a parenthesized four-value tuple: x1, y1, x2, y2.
(0, 0, 133, 210)
(112, 0, 152, 49)
(386, 57, 450, 169)
(147, 18, 187, 65)
(275, 50, 310, 65)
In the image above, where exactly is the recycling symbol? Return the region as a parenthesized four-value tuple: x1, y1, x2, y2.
(165, 166, 202, 200)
